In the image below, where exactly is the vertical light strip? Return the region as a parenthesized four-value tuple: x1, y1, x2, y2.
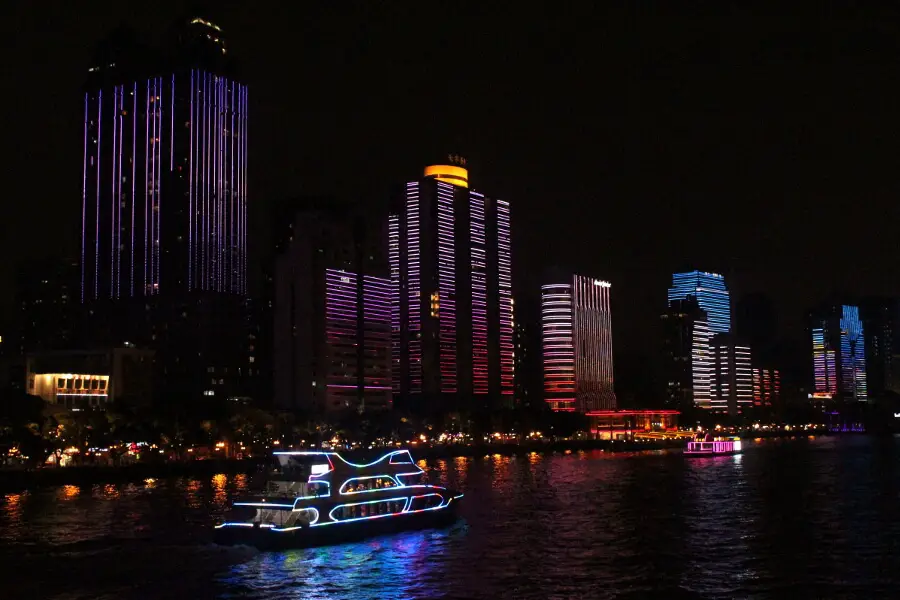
(542, 283, 575, 411)
(94, 90, 102, 300)
(436, 182, 457, 394)
(131, 82, 136, 296)
(405, 182, 421, 395)
(840, 305, 867, 401)
(170, 74, 174, 172)
(116, 85, 124, 298)
(81, 93, 88, 302)
(155, 76, 162, 293)
(143, 81, 150, 294)
(496, 200, 513, 396)
(229, 82, 235, 292)
(188, 70, 194, 290)
(110, 85, 118, 299)
(469, 192, 488, 395)
(388, 214, 400, 394)
(691, 318, 711, 409)
(734, 344, 752, 410)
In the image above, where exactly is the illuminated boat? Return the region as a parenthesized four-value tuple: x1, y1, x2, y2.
(684, 436, 743, 457)
(214, 449, 462, 549)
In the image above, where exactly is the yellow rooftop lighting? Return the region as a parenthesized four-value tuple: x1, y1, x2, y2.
(424, 164, 468, 188)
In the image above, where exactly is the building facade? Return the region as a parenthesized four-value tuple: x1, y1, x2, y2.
(668, 271, 731, 334)
(660, 298, 709, 411)
(667, 271, 733, 411)
(274, 209, 390, 413)
(390, 159, 513, 414)
(809, 304, 868, 402)
(710, 333, 753, 415)
(752, 367, 781, 409)
(542, 275, 617, 413)
(26, 347, 154, 409)
(860, 298, 900, 399)
(79, 17, 252, 405)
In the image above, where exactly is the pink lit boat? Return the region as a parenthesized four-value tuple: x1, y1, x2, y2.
(684, 436, 743, 457)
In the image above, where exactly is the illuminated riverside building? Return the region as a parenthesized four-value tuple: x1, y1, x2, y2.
(390, 157, 514, 413)
(661, 298, 709, 411)
(667, 271, 732, 410)
(542, 275, 617, 413)
(668, 271, 731, 334)
(710, 334, 753, 415)
(78, 16, 253, 403)
(274, 209, 390, 412)
(809, 304, 868, 402)
(752, 367, 781, 408)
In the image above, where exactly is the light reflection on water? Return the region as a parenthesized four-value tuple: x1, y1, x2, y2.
(0, 435, 898, 599)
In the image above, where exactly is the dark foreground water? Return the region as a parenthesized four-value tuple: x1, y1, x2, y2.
(2, 436, 899, 599)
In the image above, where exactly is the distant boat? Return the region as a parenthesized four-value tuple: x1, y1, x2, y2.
(214, 449, 462, 549)
(683, 435, 742, 457)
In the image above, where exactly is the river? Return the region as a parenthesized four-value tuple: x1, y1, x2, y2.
(2, 435, 898, 599)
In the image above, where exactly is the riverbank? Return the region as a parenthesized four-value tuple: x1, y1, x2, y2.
(0, 432, 831, 491)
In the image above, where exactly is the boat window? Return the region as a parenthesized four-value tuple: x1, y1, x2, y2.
(334, 499, 404, 521)
(389, 451, 414, 464)
(304, 481, 330, 497)
(340, 476, 397, 494)
(269, 455, 331, 481)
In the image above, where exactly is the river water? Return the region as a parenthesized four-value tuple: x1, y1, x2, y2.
(1, 435, 898, 599)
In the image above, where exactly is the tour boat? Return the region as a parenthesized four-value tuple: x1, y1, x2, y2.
(684, 436, 743, 457)
(214, 449, 462, 549)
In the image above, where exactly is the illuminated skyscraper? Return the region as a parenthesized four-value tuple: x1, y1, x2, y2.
(274, 208, 390, 412)
(752, 367, 781, 408)
(668, 271, 731, 334)
(661, 298, 708, 411)
(667, 271, 732, 411)
(390, 157, 513, 413)
(79, 17, 251, 403)
(710, 334, 753, 415)
(82, 18, 246, 300)
(809, 304, 868, 402)
(542, 275, 616, 413)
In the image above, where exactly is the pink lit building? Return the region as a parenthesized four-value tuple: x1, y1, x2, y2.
(390, 158, 514, 413)
(542, 275, 617, 413)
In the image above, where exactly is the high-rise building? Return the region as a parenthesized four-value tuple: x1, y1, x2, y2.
(79, 16, 251, 404)
(390, 157, 513, 414)
(752, 367, 781, 409)
(14, 258, 81, 355)
(860, 298, 900, 399)
(710, 333, 753, 415)
(542, 275, 616, 413)
(660, 297, 708, 411)
(667, 271, 733, 411)
(809, 304, 868, 402)
(274, 209, 390, 412)
(668, 271, 731, 334)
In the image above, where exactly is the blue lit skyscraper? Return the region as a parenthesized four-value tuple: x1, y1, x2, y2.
(809, 304, 868, 402)
(668, 271, 731, 334)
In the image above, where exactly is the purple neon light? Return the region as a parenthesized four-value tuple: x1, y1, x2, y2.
(81, 93, 87, 302)
(94, 90, 101, 300)
(130, 82, 136, 297)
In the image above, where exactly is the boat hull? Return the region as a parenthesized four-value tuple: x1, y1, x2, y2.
(214, 503, 460, 550)
(683, 449, 742, 457)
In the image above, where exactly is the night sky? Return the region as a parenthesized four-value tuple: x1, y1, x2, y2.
(3, 3, 900, 387)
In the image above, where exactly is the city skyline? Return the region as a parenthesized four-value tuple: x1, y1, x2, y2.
(4, 4, 900, 371)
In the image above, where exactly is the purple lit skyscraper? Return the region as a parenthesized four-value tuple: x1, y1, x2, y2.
(390, 157, 514, 414)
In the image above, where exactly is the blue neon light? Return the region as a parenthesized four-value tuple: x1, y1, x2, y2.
(667, 271, 731, 334)
(388, 450, 415, 464)
(234, 502, 294, 509)
(318, 496, 411, 526)
(334, 450, 415, 469)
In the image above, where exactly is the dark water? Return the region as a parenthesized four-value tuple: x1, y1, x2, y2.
(2, 436, 899, 599)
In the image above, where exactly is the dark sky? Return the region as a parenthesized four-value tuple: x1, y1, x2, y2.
(3, 2, 900, 374)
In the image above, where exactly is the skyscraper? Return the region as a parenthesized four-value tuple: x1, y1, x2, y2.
(809, 304, 868, 402)
(82, 18, 247, 300)
(390, 157, 513, 414)
(274, 208, 390, 412)
(542, 275, 616, 413)
(860, 298, 900, 399)
(80, 16, 251, 404)
(667, 271, 734, 411)
(660, 297, 707, 411)
(710, 333, 753, 415)
(668, 271, 731, 334)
